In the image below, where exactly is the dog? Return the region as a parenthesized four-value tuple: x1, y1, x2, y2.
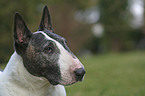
(0, 6, 85, 96)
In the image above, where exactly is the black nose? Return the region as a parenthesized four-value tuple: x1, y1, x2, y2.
(74, 68, 86, 81)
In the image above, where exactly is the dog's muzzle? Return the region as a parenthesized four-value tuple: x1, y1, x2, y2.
(74, 68, 86, 81)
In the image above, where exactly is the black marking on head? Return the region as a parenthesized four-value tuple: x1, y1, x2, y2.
(21, 33, 61, 85)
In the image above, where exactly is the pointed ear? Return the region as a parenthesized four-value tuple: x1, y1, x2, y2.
(14, 13, 32, 44)
(38, 5, 53, 32)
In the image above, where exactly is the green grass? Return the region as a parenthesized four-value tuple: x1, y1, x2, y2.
(1, 51, 145, 96)
(65, 51, 145, 96)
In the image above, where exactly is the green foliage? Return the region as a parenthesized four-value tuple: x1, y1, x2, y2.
(99, 0, 130, 52)
(66, 51, 145, 96)
(98, 0, 144, 52)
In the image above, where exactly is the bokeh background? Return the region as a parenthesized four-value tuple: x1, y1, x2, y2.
(0, 0, 144, 96)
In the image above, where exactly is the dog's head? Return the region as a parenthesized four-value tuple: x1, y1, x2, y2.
(14, 6, 85, 85)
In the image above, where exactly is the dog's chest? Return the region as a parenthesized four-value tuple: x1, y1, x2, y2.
(0, 75, 50, 96)
(0, 82, 30, 96)
(0, 81, 66, 96)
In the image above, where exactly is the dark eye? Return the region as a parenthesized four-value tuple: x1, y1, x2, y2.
(44, 47, 53, 54)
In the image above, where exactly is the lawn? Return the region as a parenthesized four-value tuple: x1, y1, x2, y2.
(0, 51, 145, 96)
(65, 51, 145, 96)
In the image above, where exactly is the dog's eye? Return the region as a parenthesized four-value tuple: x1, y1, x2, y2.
(44, 47, 53, 54)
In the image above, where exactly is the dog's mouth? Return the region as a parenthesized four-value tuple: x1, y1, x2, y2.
(44, 75, 60, 85)
(48, 80, 60, 85)
(45, 74, 78, 86)
(60, 81, 76, 86)
(46, 77, 77, 86)
(59, 78, 77, 86)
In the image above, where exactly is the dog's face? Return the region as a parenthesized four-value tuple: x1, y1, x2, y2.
(14, 6, 85, 85)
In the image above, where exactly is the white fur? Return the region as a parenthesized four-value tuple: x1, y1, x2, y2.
(0, 52, 66, 96)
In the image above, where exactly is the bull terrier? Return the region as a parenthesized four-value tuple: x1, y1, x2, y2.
(0, 6, 85, 96)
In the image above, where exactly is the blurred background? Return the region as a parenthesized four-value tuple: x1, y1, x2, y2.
(0, 0, 144, 96)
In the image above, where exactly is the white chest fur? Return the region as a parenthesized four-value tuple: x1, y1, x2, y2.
(0, 52, 66, 96)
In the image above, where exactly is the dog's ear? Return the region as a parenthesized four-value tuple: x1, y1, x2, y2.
(38, 5, 53, 32)
(14, 13, 32, 44)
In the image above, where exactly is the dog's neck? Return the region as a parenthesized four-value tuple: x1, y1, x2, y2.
(2, 52, 51, 96)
